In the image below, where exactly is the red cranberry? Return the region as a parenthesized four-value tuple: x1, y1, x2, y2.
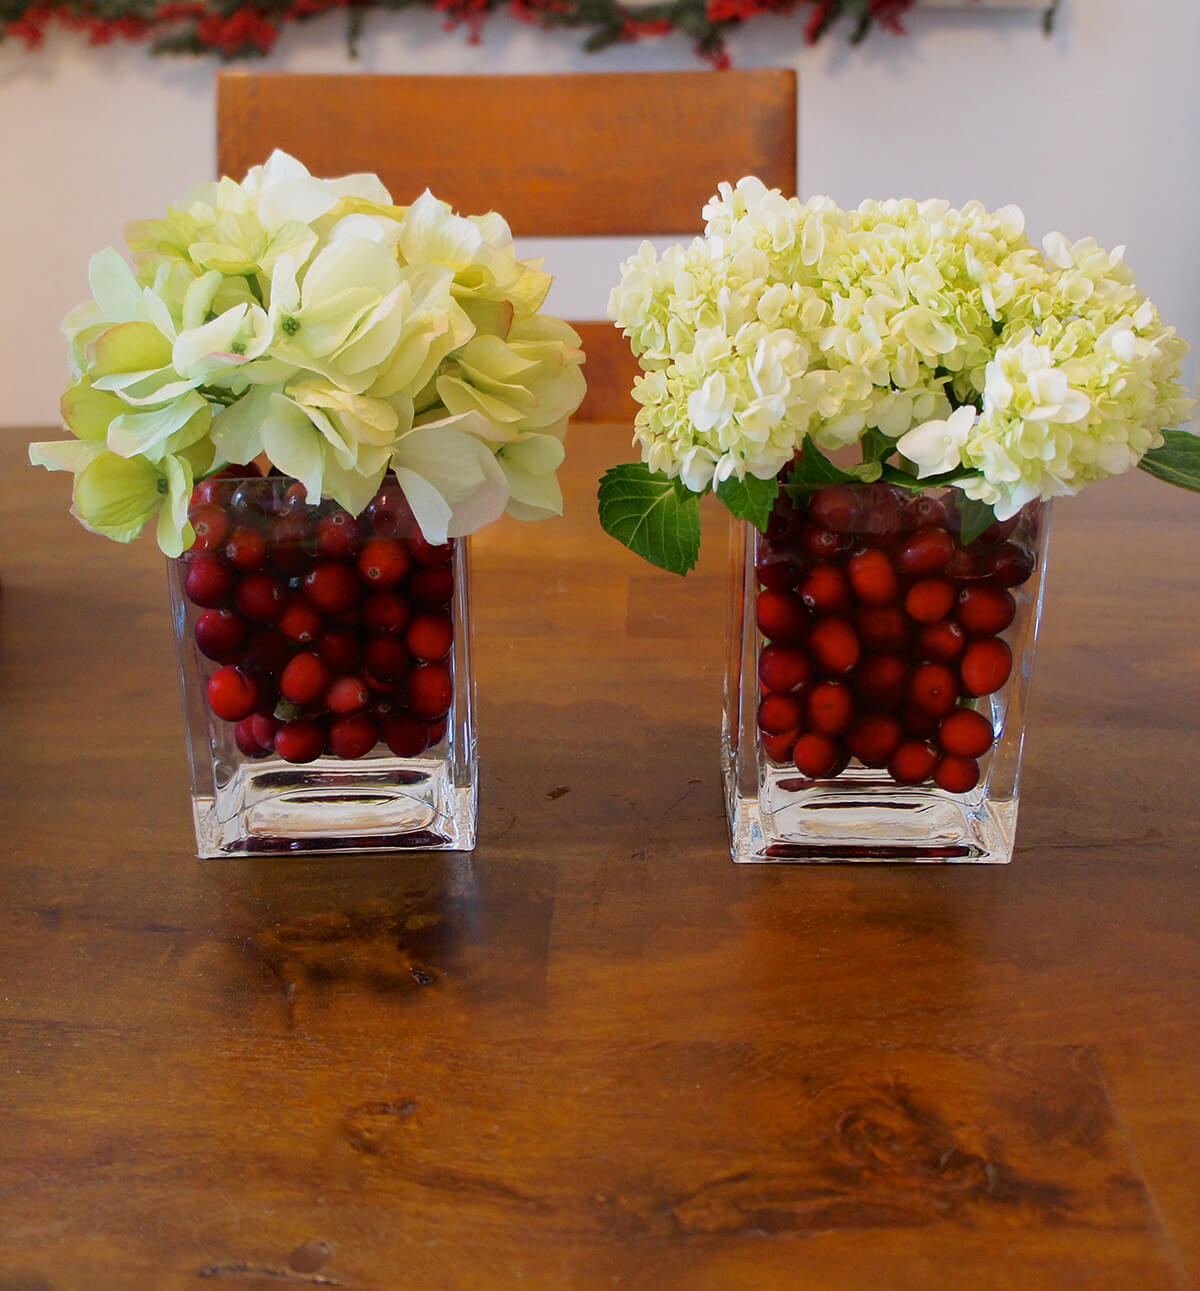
(917, 619, 966, 663)
(194, 608, 247, 663)
(358, 538, 412, 589)
(274, 718, 325, 764)
(234, 572, 286, 624)
(188, 504, 230, 553)
(755, 552, 798, 592)
(956, 585, 1016, 636)
(240, 628, 290, 684)
(854, 605, 910, 652)
(363, 636, 412, 684)
(761, 730, 800, 763)
(757, 692, 805, 735)
(408, 566, 455, 608)
(234, 716, 272, 758)
(758, 644, 813, 695)
(407, 664, 454, 719)
(979, 513, 1019, 544)
(938, 708, 995, 758)
(900, 702, 941, 740)
(799, 525, 852, 560)
(888, 740, 937, 785)
(960, 638, 1012, 696)
(328, 713, 379, 760)
(904, 578, 956, 624)
(799, 564, 852, 615)
(945, 547, 989, 582)
(896, 528, 956, 579)
(365, 483, 415, 539)
(191, 474, 235, 508)
(426, 718, 448, 746)
(847, 548, 899, 606)
(228, 479, 277, 524)
(808, 681, 854, 736)
(251, 712, 282, 749)
(904, 493, 952, 529)
(315, 626, 362, 674)
(410, 534, 455, 566)
(809, 485, 862, 534)
(857, 484, 906, 541)
(277, 596, 323, 645)
(325, 675, 371, 714)
(848, 714, 903, 768)
(984, 542, 1036, 588)
(280, 652, 331, 706)
(363, 590, 412, 636)
(184, 553, 235, 608)
(809, 617, 860, 675)
(269, 513, 312, 576)
(206, 665, 258, 721)
(909, 662, 959, 718)
(854, 653, 909, 710)
(382, 712, 431, 757)
(318, 509, 361, 560)
(756, 589, 809, 644)
(934, 754, 981, 794)
(793, 733, 842, 779)
(406, 612, 454, 663)
(222, 527, 267, 572)
(303, 563, 361, 614)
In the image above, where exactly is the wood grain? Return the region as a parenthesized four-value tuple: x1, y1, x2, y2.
(216, 71, 798, 238)
(1, 424, 1198, 1290)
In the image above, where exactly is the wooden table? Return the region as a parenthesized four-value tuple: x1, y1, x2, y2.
(1, 424, 1197, 1290)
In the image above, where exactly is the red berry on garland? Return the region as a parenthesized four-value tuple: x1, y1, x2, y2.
(808, 680, 855, 736)
(274, 718, 325, 764)
(888, 740, 937, 786)
(904, 578, 956, 624)
(909, 662, 959, 718)
(407, 663, 454, 719)
(757, 692, 805, 735)
(358, 537, 412, 588)
(896, 527, 955, 577)
(934, 754, 981, 794)
(303, 562, 360, 614)
(848, 547, 899, 606)
(280, 652, 331, 707)
(809, 616, 860, 675)
(755, 589, 809, 643)
(194, 608, 247, 663)
(328, 713, 379, 760)
(188, 504, 230, 553)
(793, 732, 842, 779)
(938, 708, 995, 758)
(956, 585, 1016, 636)
(960, 637, 1012, 696)
(206, 665, 258, 722)
(848, 714, 903, 768)
(185, 553, 235, 608)
(758, 643, 813, 695)
(406, 612, 454, 663)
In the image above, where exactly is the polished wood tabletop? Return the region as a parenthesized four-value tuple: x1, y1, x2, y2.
(1, 423, 1197, 1290)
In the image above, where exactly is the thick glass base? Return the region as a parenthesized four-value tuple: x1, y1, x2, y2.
(724, 756, 1014, 864)
(194, 753, 477, 857)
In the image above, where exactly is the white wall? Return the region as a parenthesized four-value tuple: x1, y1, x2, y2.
(2, 0, 1197, 428)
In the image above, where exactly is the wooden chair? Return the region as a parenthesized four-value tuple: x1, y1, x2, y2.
(217, 70, 797, 422)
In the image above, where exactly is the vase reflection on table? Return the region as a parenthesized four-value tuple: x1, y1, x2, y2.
(724, 478, 1050, 864)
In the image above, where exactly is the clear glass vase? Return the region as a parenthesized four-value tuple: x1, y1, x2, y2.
(722, 480, 1051, 864)
(168, 474, 477, 858)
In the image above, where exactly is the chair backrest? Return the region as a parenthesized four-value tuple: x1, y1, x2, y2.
(217, 70, 797, 421)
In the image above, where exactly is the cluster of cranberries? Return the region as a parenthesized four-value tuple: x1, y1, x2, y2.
(755, 481, 1037, 793)
(180, 472, 456, 765)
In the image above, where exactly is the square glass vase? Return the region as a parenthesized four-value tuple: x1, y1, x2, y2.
(168, 475, 477, 858)
(722, 481, 1051, 864)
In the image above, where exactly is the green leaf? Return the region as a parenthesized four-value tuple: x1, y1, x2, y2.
(859, 427, 896, 465)
(958, 496, 998, 547)
(1138, 427, 1200, 492)
(597, 463, 702, 576)
(784, 441, 859, 492)
(716, 473, 779, 533)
